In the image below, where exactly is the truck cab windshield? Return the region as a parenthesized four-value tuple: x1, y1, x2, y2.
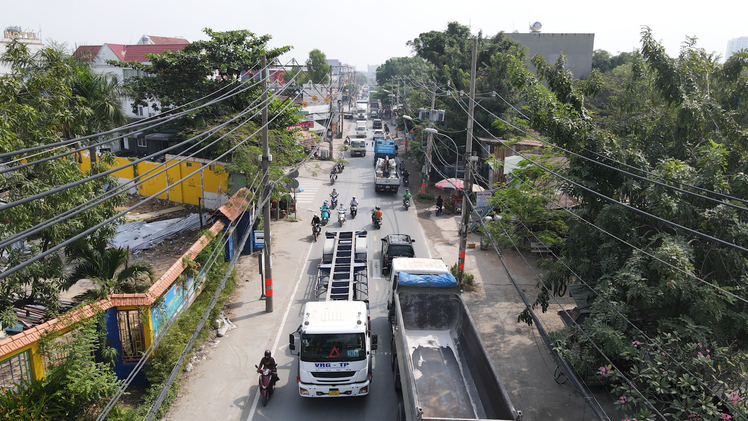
(300, 333, 366, 362)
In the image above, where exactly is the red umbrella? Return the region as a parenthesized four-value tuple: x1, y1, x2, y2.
(435, 178, 464, 190)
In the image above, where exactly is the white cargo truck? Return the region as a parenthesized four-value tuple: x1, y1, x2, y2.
(290, 231, 379, 398)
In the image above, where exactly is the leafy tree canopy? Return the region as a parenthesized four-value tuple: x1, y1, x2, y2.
(402, 22, 527, 150)
(116, 28, 292, 122)
(306, 49, 330, 84)
(0, 41, 125, 327)
(502, 26, 748, 419)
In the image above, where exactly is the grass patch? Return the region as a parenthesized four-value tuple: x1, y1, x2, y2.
(450, 263, 477, 292)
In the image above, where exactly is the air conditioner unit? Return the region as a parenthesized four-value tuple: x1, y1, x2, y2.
(418, 108, 430, 120)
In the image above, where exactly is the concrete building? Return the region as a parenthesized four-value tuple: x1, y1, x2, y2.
(72, 35, 189, 120)
(506, 31, 594, 79)
(727, 37, 748, 59)
(0, 26, 45, 75)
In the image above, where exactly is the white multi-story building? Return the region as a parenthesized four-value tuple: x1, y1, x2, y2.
(0, 26, 45, 75)
(73, 35, 189, 120)
(727, 37, 748, 59)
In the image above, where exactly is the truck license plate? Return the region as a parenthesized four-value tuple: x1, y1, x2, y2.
(329, 389, 339, 396)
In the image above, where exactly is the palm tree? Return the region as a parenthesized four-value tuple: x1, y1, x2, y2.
(64, 241, 154, 303)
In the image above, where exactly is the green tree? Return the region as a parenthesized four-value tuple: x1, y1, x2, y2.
(404, 22, 526, 163)
(116, 28, 293, 124)
(0, 315, 121, 420)
(485, 154, 568, 249)
(0, 41, 126, 328)
(63, 241, 154, 302)
(306, 49, 330, 84)
(506, 27, 748, 419)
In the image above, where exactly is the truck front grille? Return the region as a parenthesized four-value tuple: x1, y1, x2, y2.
(312, 371, 356, 378)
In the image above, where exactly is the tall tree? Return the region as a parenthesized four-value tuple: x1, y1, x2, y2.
(503, 27, 748, 419)
(117, 28, 295, 127)
(0, 41, 126, 328)
(306, 49, 330, 84)
(404, 22, 526, 148)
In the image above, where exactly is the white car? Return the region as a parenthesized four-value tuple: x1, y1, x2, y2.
(373, 129, 384, 137)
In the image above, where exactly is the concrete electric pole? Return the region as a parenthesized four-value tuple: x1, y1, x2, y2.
(261, 56, 273, 312)
(457, 38, 478, 287)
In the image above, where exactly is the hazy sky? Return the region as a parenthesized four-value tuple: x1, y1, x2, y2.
(7, 0, 745, 71)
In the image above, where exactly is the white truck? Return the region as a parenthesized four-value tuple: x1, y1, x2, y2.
(290, 231, 379, 398)
(355, 120, 367, 138)
(388, 258, 521, 421)
(375, 156, 399, 192)
(356, 100, 368, 120)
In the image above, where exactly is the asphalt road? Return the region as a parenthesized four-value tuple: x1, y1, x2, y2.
(167, 116, 425, 421)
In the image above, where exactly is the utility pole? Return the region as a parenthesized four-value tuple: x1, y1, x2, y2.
(261, 56, 273, 312)
(457, 38, 478, 287)
(423, 86, 437, 185)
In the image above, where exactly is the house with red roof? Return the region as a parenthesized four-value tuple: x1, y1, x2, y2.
(73, 35, 189, 121)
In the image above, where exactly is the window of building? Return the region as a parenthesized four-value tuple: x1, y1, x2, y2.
(186, 162, 192, 168)
(118, 310, 145, 362)
(0, 350, 31, 390)
(209, 165, 216, 171)
(137, 138, 147, 148)
(138, 106, 144, 117)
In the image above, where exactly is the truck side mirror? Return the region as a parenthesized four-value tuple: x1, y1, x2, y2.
(371, 335, 379, 351)
(289, 333, 296, 354)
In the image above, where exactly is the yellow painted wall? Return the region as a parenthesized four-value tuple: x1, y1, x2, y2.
(78, 154, 228, 207)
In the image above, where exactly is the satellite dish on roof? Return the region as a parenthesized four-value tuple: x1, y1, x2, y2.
(530, 22, 542, 33)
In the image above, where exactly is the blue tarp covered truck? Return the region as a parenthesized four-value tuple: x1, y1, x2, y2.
(387, 258, 522, 421)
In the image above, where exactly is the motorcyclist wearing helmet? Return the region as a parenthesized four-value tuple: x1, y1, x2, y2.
(311, 214, 321, 226)
(258, 350, 279, 383)
(403, 189, 412, 202)
(371, 205, 383, 222)
(330, 188, 339, 201)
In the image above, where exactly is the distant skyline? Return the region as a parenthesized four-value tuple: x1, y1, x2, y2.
(6, 1, 746, 72)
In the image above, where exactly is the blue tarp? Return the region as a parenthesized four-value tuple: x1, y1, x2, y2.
(398, 272, 458, 288)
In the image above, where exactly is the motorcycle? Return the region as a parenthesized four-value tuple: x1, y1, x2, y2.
(403, 197, 410, 210)
(350, 204, 358, 218)
(337, 162, 345, 173)
(330, 173, 337, 185)
(338, 209, 347, 227)
(402, 174, 409, 186)
(255, 364, 275, 407)
(435, 204, 443, 216)
(372, 216, 382, 229)
(330, 196, 338, 210)
(312, 222, 321, 242)
(321, 209, 330, 225)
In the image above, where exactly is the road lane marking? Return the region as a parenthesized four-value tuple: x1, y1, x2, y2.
(244, 235, 315, 421)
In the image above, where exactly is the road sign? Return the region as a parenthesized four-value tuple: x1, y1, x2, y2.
(288, 169, 299, 179)
(291, 179, 300, 189)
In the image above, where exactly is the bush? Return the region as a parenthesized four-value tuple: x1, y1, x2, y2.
(140, 236, 237, 419)
(449, 263, 476, 292)
(417, 192, 434, 202)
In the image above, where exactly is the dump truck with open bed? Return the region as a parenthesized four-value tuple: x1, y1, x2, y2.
(387, 258, 521, 421)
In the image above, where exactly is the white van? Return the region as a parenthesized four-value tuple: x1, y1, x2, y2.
(355, 123, 367, 138)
